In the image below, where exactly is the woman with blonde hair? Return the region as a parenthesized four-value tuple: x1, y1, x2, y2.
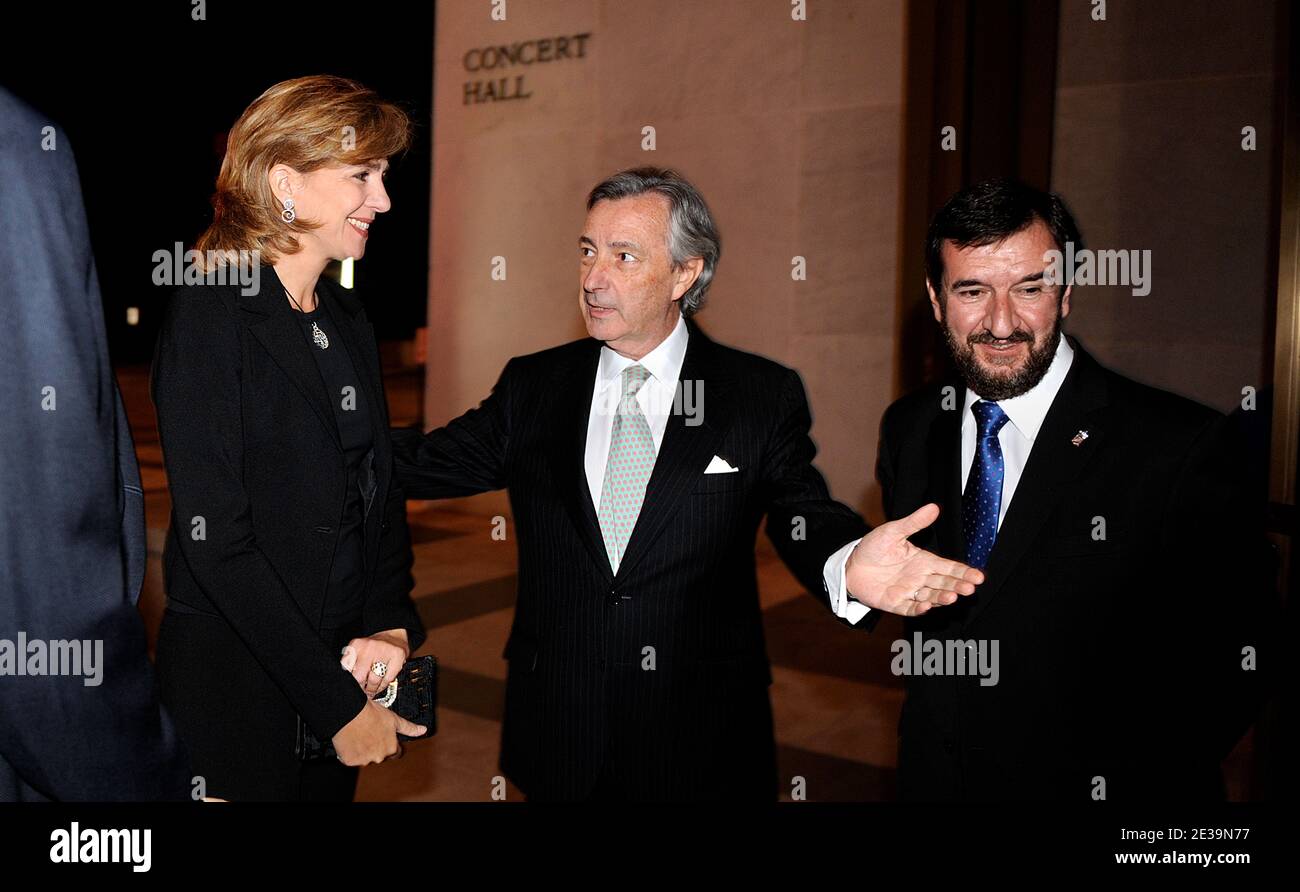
(152, 75, 426, 800)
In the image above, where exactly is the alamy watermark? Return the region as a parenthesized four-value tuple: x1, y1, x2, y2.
(1043, 241, 1151, 297)
(0, 632, 103, 686)
(50, 823, 150, 872)
(592, 378, 704, 426)
(891, 632, 999, 687)
(152, 243, 261, 295)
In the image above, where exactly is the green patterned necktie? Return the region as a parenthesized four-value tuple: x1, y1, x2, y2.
(598, 364, 655, 572)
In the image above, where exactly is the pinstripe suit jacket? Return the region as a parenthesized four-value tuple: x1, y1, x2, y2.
(392, 322, 869, 799)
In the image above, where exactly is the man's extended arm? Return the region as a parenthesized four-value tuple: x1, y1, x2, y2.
(764, 369, 980, 620)
(390, 359, 517, 499)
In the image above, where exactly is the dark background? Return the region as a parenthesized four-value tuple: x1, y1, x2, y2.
(0, 1, 434, 363)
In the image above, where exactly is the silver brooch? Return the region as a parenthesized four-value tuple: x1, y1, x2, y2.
(1071, 430, 1089, 446)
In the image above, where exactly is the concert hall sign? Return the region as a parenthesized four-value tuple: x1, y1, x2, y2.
(461, 33, 593, 105)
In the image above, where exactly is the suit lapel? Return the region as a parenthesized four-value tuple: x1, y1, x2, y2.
(962, 342, 1110, 626)
(551, 325, 738, 583)
(926, 386, 965, 558)
(240, 266, 341, 451)
(552, 340, 614, 584)
(314, 280, 393, 575)
(321, 283, 386, 432)
(614, 326, 734, 581)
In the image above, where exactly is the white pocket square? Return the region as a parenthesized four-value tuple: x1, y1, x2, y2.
(703, 455, 740, 474)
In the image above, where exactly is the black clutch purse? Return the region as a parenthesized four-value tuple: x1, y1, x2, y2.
(295, 655, 438, 761)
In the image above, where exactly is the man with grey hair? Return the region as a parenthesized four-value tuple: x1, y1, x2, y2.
(391, 167, 981, 800)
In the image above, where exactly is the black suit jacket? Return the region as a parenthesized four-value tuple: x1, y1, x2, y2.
(875, 338, 1269, 801)
(392, 322, 869, 799)
(0, 89, 190, 800)
(151, 265, 426, 742)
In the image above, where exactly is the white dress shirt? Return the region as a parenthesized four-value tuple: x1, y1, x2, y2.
(824, 336, 1076, 624)
(584, 313, 689, 573)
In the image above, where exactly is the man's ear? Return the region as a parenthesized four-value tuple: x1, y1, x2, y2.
(1060, 283, 1072, 320)
(671, 257, 704, 302)
(926, 279, 944, 324)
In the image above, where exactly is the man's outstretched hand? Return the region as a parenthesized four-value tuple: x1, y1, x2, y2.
(844, 503, 984, 617)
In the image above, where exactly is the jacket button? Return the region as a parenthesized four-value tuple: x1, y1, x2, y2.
(606, 589, 620, 606)
(942, 738, 955, 754)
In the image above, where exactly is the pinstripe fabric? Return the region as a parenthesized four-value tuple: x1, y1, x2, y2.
(391, 323, 870, 800)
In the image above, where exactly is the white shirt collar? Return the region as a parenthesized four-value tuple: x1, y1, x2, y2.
(596, 313, 689, 392)
(962, 335, 1075, 442)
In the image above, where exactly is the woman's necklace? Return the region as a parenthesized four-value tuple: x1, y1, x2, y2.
(283, 286, 329, 350)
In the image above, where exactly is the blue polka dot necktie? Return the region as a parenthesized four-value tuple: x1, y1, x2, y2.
(597, 364, 655, 573)
(962, 400, 1010, 569)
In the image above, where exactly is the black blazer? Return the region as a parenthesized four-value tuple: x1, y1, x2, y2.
(875, 338, 1270, 801)
(151, 265, 426, 741)
(392, 323, 869, 799)
(0, 89, 190, 801)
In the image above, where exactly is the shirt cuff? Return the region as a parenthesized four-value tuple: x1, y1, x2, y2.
(823, 537, 870, 624)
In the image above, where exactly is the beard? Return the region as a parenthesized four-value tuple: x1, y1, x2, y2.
(942, 315, 1062, 401)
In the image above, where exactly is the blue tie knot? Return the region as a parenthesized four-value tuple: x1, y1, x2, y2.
(971, 400, 1009, 439)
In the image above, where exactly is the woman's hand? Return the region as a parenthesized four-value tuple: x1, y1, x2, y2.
(332, 699, 427, 767)
(345, 629, 410, 696)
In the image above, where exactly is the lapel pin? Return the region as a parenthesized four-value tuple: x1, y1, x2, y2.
(1071, 430, 1089, 447)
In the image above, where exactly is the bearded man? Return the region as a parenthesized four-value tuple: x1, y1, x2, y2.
(830, 179, 1268, 801)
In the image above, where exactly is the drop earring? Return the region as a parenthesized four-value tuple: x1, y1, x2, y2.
(281, 197, 296, 223)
